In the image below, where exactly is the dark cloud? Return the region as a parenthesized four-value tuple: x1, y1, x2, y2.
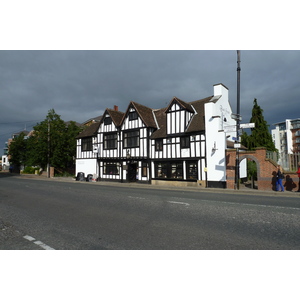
(1, 50, 300, 154)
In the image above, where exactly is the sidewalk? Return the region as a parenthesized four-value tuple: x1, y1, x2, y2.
(13, 172, 300, 198)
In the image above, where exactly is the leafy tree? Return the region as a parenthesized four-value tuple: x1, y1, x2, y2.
(241, 98, 276, 151)
(27, 109, 82, 171)
(8, 132, 28, 167)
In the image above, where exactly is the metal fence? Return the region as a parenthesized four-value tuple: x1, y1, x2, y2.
(267, 151, 300, 171)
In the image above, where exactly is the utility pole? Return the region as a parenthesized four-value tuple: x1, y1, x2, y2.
(235, 50, 241, 190)
(47, 118, 50, 178)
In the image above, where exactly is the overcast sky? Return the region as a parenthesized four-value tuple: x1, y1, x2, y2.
(1, 50, 300, 154)
(2, 1, 300, 295)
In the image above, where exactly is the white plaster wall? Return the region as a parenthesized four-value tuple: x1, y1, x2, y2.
(286, 120, 293, 154)
(75, 159, 97, 177)
(205, 84, 235, 182)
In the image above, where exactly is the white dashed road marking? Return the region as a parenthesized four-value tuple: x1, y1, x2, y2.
(23, 235, 55, 250)
(168, 201, 190, 206)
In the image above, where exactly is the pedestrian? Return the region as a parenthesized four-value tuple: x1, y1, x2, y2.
(276, 165, 284, 192)
(296, 162, 300, 192)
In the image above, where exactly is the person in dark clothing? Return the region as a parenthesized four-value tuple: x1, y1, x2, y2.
(276, 165, 284, 192)
(296, 162, 300, 192)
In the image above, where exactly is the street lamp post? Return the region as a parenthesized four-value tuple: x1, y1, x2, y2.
(235, 50, 241, 190)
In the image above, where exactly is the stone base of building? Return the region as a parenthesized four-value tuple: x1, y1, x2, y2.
(151, 180, 202, 188)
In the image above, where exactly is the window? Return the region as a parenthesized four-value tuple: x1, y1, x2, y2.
(154, 161, 183, 180)
(187, 162, 198, 180)
(155, 139, 163, 151)
(104, 117, 112, 125)
(129, 111, 138, 121)
(81, 137, 93, 151)
(180, 136, 190, 149)
(155, 162, 168, 178)
(104, 133, 117, 149)
(124, 130, 139, 148)
(103, 162, 119, 175)
(171, 162, 183, 179)
(142, 162, 148, 177)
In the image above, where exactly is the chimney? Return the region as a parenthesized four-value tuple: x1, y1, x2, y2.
(114, 105, 118, 111)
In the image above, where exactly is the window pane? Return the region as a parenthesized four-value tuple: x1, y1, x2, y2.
(82, 137, 92, 151)
(124, 130, 139, 148)
(187, 162, 197, 180)
(104, 163, 119, 175)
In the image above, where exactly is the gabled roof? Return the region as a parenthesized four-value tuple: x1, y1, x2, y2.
(76, 122, 100, 139)
(121, 101, 157, 128)
(165, 97, 194, 113)
(100, 108, 125, 127)
(150, 96, 214, 139)
(185, 96, 213, 133)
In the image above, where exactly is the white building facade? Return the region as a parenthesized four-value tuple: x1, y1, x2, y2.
(272, 118, 300, 169)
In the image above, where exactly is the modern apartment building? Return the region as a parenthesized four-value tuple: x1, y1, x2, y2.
(272, 118, 300, 168)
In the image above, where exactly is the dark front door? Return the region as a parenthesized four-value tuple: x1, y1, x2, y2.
(128, 163, 137, 182)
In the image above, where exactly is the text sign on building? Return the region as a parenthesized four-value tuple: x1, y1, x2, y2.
(240, 123, 255, 129)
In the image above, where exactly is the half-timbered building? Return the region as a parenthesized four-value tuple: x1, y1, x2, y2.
(75, 121, 100, 177)
(150, 83, 235, 188)
(119, 101, 157, 183)
(75, 83, 236, 188)
(97, 107, 124, 181)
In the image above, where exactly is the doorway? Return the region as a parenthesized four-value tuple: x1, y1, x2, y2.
(127, 163, 137, 182)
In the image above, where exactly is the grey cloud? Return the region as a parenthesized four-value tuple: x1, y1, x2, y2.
(1, 50, 300, 153)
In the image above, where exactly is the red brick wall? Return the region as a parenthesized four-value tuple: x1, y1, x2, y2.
(226, 148, 299, 191)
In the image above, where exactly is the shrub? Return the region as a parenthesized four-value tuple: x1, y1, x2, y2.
(23, 166, 40, 174)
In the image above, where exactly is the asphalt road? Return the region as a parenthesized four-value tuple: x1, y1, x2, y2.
(1, 173, 300, 250)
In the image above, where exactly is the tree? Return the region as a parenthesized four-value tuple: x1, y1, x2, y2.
(241, 98, 276, 151)
(27, 109, 82, 171)
(8, 132, 28, 168)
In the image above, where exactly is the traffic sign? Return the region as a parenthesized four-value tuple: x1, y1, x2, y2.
(240, 123, 255, 129)
(224, 125, 236, 132)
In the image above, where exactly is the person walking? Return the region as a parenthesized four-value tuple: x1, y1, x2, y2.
(296, 162, 300, 192)
(276, 165, 285, 192)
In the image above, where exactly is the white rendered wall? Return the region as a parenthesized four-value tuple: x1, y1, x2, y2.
(75, 159, 97, 177)
(205, 84, 235, 182)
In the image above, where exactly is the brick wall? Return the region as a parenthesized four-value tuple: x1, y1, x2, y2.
(226, 147, 300, 191)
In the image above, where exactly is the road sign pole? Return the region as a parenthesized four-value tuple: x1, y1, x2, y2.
(235, 51, 241, 190)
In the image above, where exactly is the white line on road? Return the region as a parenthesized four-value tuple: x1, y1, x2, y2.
(23, 235, 35, 241)
(23, 235, 55, 250)
(167, 201, 190, 206)
(200, 199, 300, 211)
(128, 196, 146, 200)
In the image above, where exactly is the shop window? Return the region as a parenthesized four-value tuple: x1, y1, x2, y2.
(103, 163, 119, 175)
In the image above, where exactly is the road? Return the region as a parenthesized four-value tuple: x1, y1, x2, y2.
(1, 174, 300, 250)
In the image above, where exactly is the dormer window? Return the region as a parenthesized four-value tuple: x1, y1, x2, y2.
(129, 111, 138, 121)
(104, 117, 112, 125)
